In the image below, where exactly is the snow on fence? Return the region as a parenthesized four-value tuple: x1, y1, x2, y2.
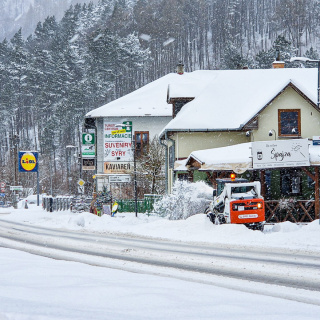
(42, 196, 73, 212)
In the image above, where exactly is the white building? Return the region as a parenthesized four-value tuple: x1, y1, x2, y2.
(84, 66, 212, 191)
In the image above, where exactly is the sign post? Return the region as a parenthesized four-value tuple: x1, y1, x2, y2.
(77, 179, 85, 194)
(18, 151, 40, 206)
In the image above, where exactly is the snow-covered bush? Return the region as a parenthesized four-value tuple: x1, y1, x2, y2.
(153, 180, 213, 220)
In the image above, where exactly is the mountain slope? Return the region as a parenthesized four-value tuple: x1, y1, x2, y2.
(0, 0, 99, 40)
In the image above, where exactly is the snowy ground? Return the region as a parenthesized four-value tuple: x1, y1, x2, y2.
(0, 203, 320, 319)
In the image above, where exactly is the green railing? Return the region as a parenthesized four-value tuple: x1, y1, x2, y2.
(117, 195, 162, 214)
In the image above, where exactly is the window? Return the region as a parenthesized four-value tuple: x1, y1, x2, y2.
(278, 109, 301, 137)
(135, 131, 149, 157)
(280, 169, 302, 196)
(177, 173, 189, 181)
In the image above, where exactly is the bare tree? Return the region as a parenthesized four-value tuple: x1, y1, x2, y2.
(137, 135, 165, 195)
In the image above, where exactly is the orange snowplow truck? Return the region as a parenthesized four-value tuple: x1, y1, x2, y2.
(205, 178, 265, 231)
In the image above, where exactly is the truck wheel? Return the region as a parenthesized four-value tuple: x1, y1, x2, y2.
(207, 213, 215, 223)
(245, 222, 264, 231)
(215, 214, 226, 225)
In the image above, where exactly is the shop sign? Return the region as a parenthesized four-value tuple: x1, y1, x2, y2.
(19, 151, 38, 172)
(104, 121, 133, 162)
(82, 158, 95, 170)
(82, 145, 95, 158)
(10, 186, 23, 191)
(104, 162, 132, 174)
(252, 139, 310, 169)
(82, 133, 95, 157)
(108, 175, 131, 183)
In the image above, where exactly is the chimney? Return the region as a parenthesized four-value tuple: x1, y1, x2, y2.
(176, 61, 184, 75)
(272, 46, 285, 69)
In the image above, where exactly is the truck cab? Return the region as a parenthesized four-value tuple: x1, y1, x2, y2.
(207, 177, 265, 231)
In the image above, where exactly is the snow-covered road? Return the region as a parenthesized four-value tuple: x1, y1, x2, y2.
(0, 216, 320, 304)
(0, 205, 320, 319)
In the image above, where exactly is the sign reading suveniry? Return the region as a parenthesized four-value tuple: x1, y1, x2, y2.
(19, 151, 39, 172)
(252, 139, 310, 169)
(104, 121, 133, 162)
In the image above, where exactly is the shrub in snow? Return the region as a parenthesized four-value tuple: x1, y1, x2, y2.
(153, 180, 213, 220)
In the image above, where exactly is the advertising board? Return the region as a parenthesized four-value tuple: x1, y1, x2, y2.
(18, 151, 38, 172)
(82, 133, 95, 157)
(104, 121, 133, 162)
(252, 139, 310, 169)
(104, 162, 132, 174)
(108, 175, 131, 183)
(82, 158, 95, 170)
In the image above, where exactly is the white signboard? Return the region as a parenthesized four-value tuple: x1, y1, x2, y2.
(10, 186, 23, 191)
(104, 121, 133, 162)
(82, 145, 95, 158)
(252, 139, 310, 169)
(109, 175, 131, 183)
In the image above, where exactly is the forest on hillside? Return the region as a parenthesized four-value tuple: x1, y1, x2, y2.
(0, 0, 320, 195)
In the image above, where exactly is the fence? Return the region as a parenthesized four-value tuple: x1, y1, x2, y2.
(117, 194, 162, 213)
(265, 200, 316, 223)
(42, 196, 73, 212)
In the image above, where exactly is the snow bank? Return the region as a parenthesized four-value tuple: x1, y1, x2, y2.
(1, 204, 319, 253)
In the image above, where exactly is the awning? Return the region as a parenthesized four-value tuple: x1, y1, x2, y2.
(184, 142, 252, 174)
(178, 141, 320, 173)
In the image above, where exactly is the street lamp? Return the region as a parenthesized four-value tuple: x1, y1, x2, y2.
(115, 123, 138, 217)
(290, 57, 320, 108)
(66, 145, 80, 195)
(268, 129, 277, 140)
(12, 134, 20, 209)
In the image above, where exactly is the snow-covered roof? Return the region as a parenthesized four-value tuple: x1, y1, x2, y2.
(174, 159, 189, 171)
(161, 68, 318, 136)
(185, 142, 253, 173)
(309, 144, 320, 165)
(86, 71, 215, 118)
(182, 140, 320, 172)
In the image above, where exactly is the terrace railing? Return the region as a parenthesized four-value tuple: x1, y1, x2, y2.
(265, 200, 316, 223)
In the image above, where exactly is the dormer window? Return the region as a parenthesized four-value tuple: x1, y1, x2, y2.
(171, 98, 194, 118)
(278, 109, 301, 137)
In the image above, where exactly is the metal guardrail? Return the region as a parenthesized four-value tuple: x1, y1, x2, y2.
(42, 196, 73, 212)
(42, 194, 162, 215)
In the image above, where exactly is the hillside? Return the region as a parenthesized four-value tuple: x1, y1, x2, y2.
(0, 0, 99, 40)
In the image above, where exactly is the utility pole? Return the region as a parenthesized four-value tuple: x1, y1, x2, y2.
(12, 134, 20, 209)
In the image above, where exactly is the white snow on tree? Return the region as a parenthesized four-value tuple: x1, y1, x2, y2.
(153, 180, 213, 220)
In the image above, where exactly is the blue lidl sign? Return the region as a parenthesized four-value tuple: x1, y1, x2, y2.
(19, 151, 39, 172)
